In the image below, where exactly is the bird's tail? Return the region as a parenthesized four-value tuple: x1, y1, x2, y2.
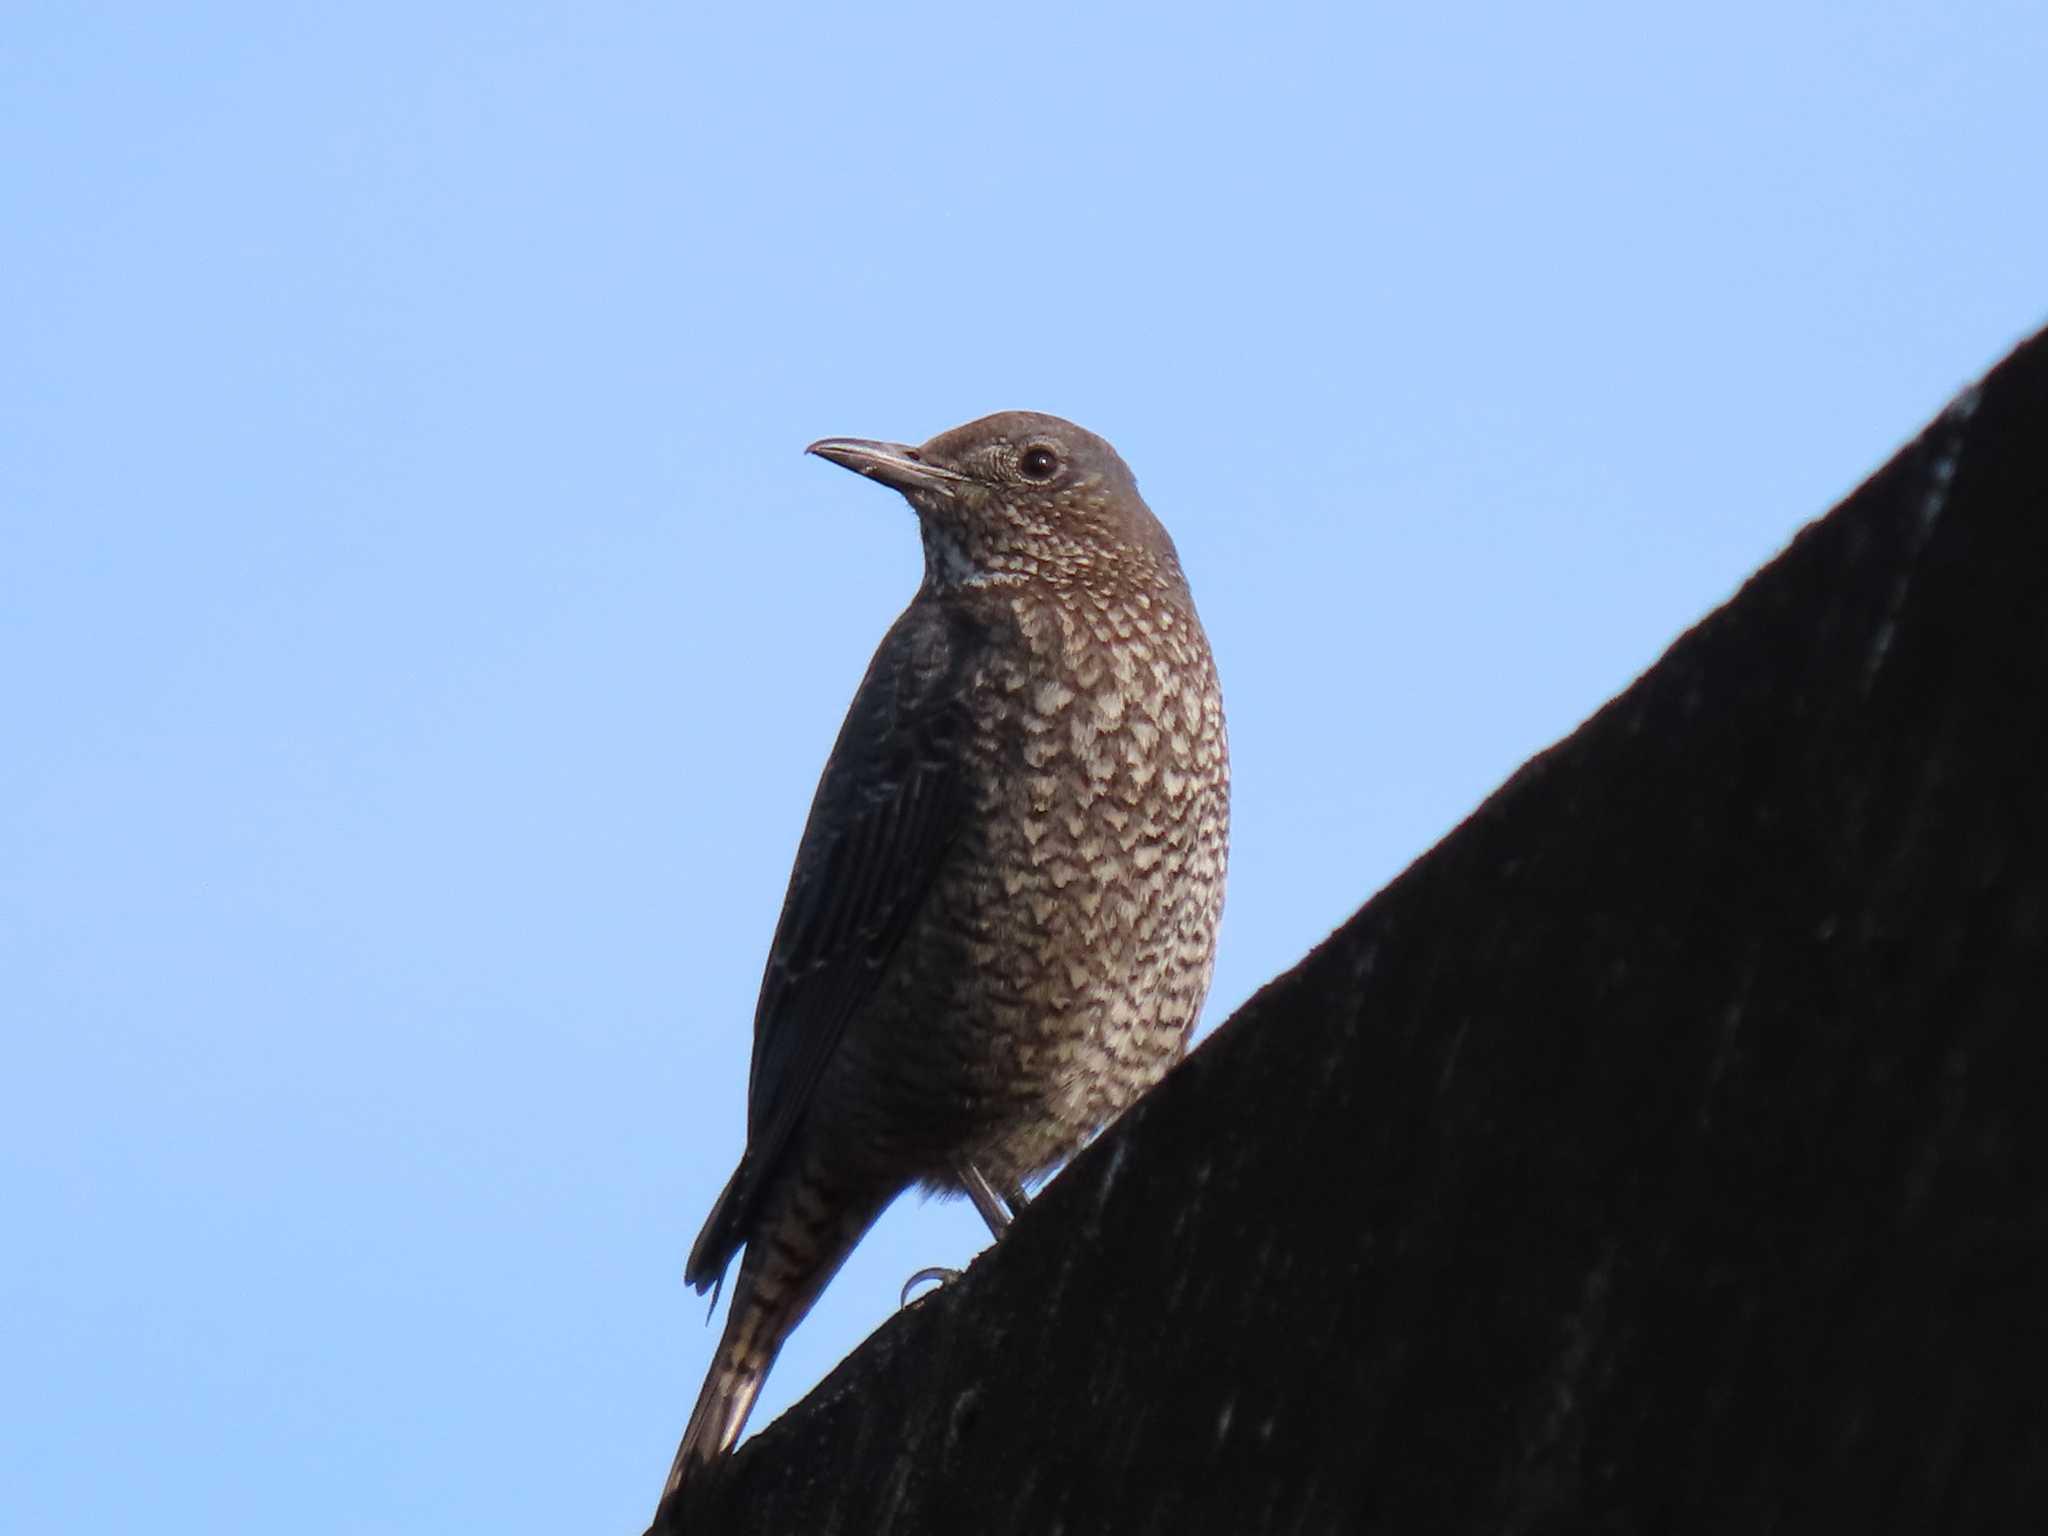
(653, 1176, 886, 1528)
(660, 1291, 775, 1506)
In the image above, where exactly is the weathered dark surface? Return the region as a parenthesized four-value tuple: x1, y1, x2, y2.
(652, 327, 2048, 1535)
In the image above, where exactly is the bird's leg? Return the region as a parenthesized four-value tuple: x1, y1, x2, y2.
(996, 1176, 1031, 1223)
(898, 1164, 1028, 1307)
(960, 1162, 1014, 1237)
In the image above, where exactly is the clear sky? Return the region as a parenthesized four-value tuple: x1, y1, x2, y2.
(4, 3, 2042, 1530)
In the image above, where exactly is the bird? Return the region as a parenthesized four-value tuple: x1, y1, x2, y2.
(654, 411, 1229, 1523)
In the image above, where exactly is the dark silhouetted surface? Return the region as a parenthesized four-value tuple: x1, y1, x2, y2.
(651, 328, 2047, 1534)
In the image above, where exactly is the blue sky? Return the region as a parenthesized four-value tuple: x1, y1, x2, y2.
(4, 4, 2043, 1530)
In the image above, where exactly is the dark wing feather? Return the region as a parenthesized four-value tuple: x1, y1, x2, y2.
(685, 595, 982, 1288)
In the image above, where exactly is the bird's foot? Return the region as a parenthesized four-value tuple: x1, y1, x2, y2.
(959, 1162, 1031, 1239)
(899, 1266, 961, 1306)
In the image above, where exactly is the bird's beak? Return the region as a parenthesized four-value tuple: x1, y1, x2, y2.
(806, 437, 970, 496)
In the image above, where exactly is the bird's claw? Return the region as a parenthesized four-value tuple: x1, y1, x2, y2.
(899, 1266, 961, 1306)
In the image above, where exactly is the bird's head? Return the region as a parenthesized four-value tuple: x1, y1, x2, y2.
(807, 411, 1185, 596)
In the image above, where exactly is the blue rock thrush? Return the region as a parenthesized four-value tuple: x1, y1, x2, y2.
(656, 411, 1229, 1520)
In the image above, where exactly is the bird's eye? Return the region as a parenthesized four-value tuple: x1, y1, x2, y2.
(1019, 445, 1059, 481)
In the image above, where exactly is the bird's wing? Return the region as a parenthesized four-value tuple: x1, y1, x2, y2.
(686, 595, 982, 1288)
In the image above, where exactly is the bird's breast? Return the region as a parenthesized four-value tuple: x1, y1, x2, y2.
(845, 580, 1230, 1187)
(945, 586, 1228, 1022)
